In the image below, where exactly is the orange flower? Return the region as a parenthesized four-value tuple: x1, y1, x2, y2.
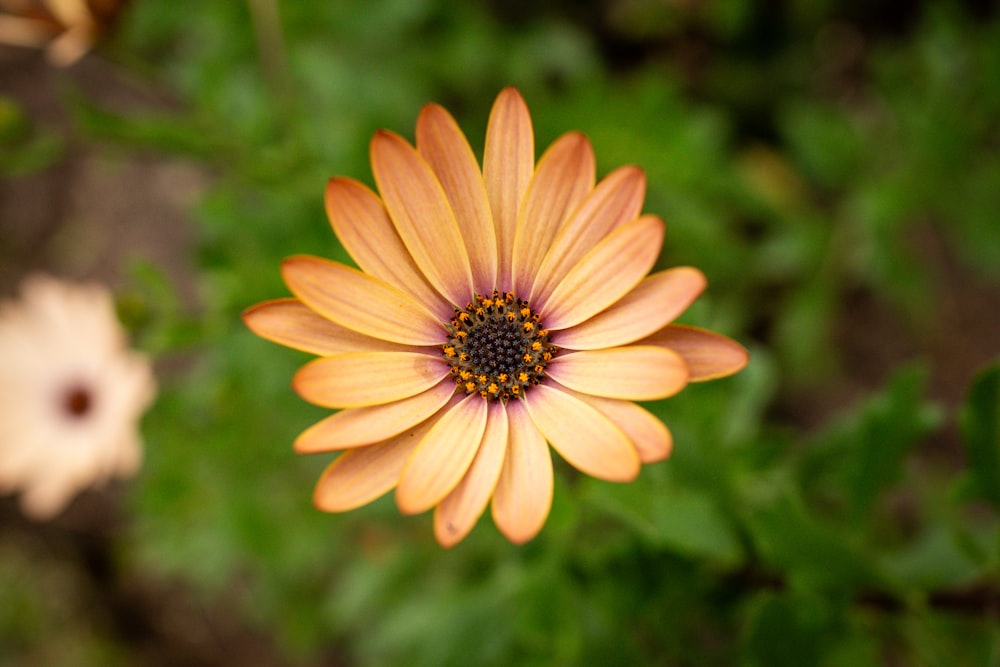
(244, 88, 748, 547)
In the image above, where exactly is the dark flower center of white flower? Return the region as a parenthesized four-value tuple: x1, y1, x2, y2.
(442, 291, 557, 402)
(61, 383, 94, 419)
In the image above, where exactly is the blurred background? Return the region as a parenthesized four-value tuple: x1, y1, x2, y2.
(2, 0, 999, 665)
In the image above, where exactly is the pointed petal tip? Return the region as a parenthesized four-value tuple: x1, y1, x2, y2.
(554, 131, 593, 155)
(677, 265, 708, 291)
(435, 532, 462, 549)
(323, 176, 352, 207)
(686, 332, 749, 382)
(696, 341, 749, 381)
(499, 526, 538, 546)
(395, 487, 429, 516)
(648, 324, 750, 382)
(369, 129, 406, 157)
(433, 511, 471, 548)
(240, 300, 269, 327)
(418, 101, 448, 119)
(498, 85, 524, 98)
(279, 254, 317, 279)
(241, 297, 321, 351)
(492, 86, 528, 112)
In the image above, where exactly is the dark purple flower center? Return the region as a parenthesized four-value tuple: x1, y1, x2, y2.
(442, 291, 557, 402)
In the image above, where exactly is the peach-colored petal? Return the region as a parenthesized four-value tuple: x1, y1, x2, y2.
(642, 324, 749, 381)
(553, 268, 706, 350)
(524, 383, 640, 482)
(325, 178, 451, 319)
(434, 401, 508, 547)
(0, 16, 55, 48)
(44, 24, 92, 67)
(282, 255, 444, 346)
(294, 380, 455, 453)
(529, 166, 646, 305)
(545, 345, 689, 401)
(417, 104, 498, 294)
(293, 352, 449, 409)
(491, 399, 552, 544)
(396, 394, 488, 515)
(46, 0, 93, 25)
(572, 392, 673, 464)
(242, 298, 411, 356)
(511, 132, 595, 297)
(539, 214, 665, 331)
(371, 130, 474, 307)
(483, 87, 534, 294)
(312, 414, 441, 512)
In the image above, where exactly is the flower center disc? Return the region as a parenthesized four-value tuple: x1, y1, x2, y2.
(61, 383, 94, 419)
(443, 291, 557, 401)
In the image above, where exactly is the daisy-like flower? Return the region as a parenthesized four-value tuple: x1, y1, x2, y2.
(244, 88, 748, 547)
(0, 275, 156, 519)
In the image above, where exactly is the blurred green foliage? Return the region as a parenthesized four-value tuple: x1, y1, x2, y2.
(3, 0, 1000, 665)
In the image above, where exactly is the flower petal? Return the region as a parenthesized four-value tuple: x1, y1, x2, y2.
(524, 383, 640, 482)
(434, 401, 508, 547)
(539, 214, 665, 331)
(282, 255, 444, 346)
(545, 345, 689, 401)
(491, 399, 552, 544)
(371, 130, 475, 307)
(483, 87, 534, 294)
(553, 268, 706, 350)
(396, 394, 488, 515)
(293, 352, 449, 408)
(0, 16, 53, 50)
(312, 414, 441, 512)
(417, 103, 498, 294)
(511, 132, 595, 297)
(325, 177, 451, 319)
(294, 380, 456, 453)
(242, 298, 411, 356)
(573, 392, 673, 464)
(642, 324, 749, 381)
(529, 166, 646, 305)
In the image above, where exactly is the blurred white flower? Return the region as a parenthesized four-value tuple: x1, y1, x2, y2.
(0, 274, 155, 519)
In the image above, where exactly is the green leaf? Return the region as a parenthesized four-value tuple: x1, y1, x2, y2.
(843, 364, 941, 522)
(904, 609, 1000, 667)
(878, 524, 985, 591)
(742, 592, 831, 667)
(958, 360, 1000, 507)
(802, 363, 942, 526)
(746, 490, 879, 594)
(586, 474, 745, 568)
